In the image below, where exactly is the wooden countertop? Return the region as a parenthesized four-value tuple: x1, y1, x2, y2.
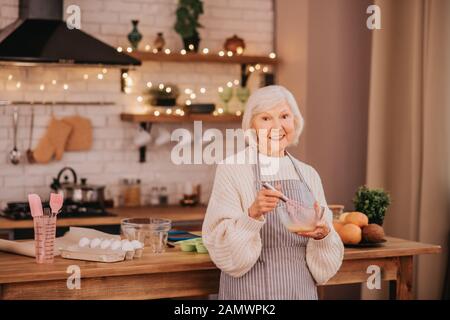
(0, 205, 207, 229)
(0, 236, 440, 285)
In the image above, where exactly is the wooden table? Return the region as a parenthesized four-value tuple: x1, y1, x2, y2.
(0, 205, 207, 230)
(0, 236, 440, 300)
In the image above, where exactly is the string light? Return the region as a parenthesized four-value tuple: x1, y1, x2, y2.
(63, 84, 69, 90)
(7, 74, 13, 80)
(262, 66, 269, 73)
(218, 86, 223, 93)
(180, 49, 187, 55)
(51, 79, 57, 85)
(146, 81, 153, 88)
(158, 83, 164, 90)
(39, 84, 45, 91)
(236, 47, 244, 55)
(227, 51, 233, 57)
(126, 47, 133, 53)
(186, 99, 192, 106)
(269, 52, 276, 59)
(164, 48, 171, 55)
(165, 87, 172, 93)
(122, 73, 128, 79)
(200, 87, 206, 94)
(180, 110, 185, 116)
(184, 88, 192, 94)
(249, 66, 255, 73)
(188, 44, 194, 51)
(97, 73, 104, 80)
(137, 96, 143, 102)
(83, 74, 89, 80)
(124, 87, 131, 94)
(236, 110, 242, 116)
(152, 48, 158, 54)
(190, 93, 196, 99)
(218, 51, 225, 57)
(154, 110, 160, 116)
(102, 68, 108, 74)
(166, 109, 172, 115)
(175, 108, 182, 115)
(227, 81, 233, 88)
(16, 82, 21, 88)
(117, 47, 123, 52)
(202, 48, 209, 54)
(213, 111, 218, 116)
(145, 44, 151, 51)
(233, 79, 239, 86)
(218, 108, 224, 114)
(255, 64, 261, 70)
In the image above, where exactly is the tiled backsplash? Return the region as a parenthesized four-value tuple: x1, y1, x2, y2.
(0, 0, 274, 204)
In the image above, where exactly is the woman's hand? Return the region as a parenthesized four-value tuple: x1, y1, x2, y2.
(297, 201, 330, 240)
(248, 184, 283, 220)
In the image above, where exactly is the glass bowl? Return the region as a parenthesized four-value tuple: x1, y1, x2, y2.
(279, 202, 324, 233)
(121, 218, 171, 253)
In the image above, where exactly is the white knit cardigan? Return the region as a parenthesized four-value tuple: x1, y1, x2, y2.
(202, 147, 344, 285)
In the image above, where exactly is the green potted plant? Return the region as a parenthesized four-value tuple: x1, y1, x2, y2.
(353, 185, 391, 226)
(174, 0, 204, 52)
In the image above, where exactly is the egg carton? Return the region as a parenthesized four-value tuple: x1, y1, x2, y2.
(60, 238, 144, 263)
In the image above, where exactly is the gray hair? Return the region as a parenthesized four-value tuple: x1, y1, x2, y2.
(241, 85, 304, 145)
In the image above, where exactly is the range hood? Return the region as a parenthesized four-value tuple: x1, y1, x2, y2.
(0, 0, 140, 66)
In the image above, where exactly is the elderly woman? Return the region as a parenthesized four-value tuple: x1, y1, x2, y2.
(202, 85, 344, 300)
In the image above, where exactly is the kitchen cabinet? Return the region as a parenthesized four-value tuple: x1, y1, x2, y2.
(0, 205, 206, 239)
(0, 236, 440, 300)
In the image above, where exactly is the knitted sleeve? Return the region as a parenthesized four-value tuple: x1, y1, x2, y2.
(305, 166, 345, 285)
(202, 164, 265, 278)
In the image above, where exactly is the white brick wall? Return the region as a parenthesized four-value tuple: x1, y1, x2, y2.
(0, 0, 273, 206)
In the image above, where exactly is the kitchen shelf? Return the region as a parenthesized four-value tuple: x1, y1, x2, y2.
(120, 51, 278, 92)
(120, 112, 242, 123)
(120, 112, 242, 163)
(129, 51, 278, 65)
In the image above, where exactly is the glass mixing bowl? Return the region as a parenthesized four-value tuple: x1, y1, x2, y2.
(121, 218, 171, 253)
(279, 202, 325, 233)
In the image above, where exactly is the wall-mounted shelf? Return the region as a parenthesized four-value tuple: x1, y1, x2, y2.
(120, 112, 242, 123)
(121, 51, 278, 92)
(129, 51, 278, 65)
(120, 112, 242, 163)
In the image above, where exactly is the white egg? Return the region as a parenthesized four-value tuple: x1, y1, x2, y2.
(121, 240, 134, 251)
(78, 237, 90, 248)
(130, 240, 143, 249)
(111, 240, 122, 250)
(100, 239, 112, 249)
(90, 238, 102, 248)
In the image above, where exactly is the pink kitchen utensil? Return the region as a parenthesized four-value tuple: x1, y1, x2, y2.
(28, 194, 43, 218)
(262, 182, 325, 233)
(49, 193, 63, 217)
(28, 194, 58, 264)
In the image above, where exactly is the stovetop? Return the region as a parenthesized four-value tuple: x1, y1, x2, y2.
(1, 201, 115, 220)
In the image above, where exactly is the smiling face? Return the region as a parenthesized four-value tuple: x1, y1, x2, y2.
(251, 100, 295, 156)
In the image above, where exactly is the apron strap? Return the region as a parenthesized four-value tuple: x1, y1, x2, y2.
(285, 151, 314, 194)
(253, 148, 314, 195)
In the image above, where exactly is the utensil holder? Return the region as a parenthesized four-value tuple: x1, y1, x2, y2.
(33, 209, 57, 264)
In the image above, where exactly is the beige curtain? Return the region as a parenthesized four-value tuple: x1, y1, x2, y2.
(365, 0, 450, 299)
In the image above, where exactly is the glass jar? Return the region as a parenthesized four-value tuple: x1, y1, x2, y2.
(159, 186, 168, 206)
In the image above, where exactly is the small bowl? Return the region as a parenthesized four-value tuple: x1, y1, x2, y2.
(279, 202, 324, 233)
(180, 241, 197, 252)
(195, 242, 208, 254)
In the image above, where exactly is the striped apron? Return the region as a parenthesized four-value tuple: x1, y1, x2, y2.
(218, 152, 318, 300)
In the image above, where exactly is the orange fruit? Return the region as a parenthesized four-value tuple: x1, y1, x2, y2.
(344, 212, 369, 227)
(338, 223, 362, 245)
(333, 220, 344, 233)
